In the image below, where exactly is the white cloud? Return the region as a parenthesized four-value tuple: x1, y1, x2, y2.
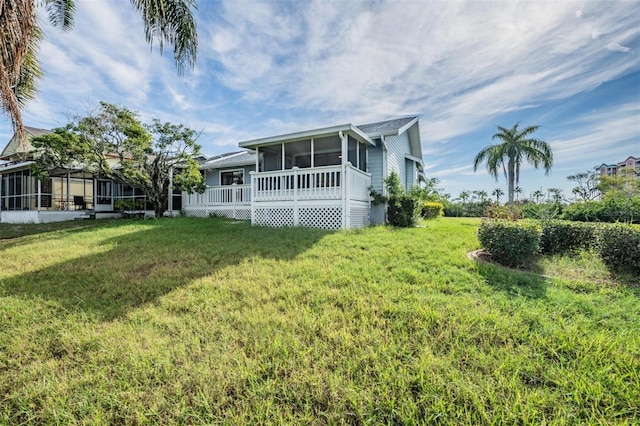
(606, 42, 631, 52)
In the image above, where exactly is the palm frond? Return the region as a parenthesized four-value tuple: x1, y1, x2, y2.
(130, 0, 198, 75)
(45, 0, 75, 31)
(0, 0, 38, 153)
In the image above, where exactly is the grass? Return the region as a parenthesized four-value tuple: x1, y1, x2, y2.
(0, 217, 638, 424)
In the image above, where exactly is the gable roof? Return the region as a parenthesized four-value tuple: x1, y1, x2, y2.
(202, 150, 256, 169)
(356, 117, 417, 137)
(1, 126, 51, 160)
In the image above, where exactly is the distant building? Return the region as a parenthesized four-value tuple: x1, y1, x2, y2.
(595, 156, 640, 179)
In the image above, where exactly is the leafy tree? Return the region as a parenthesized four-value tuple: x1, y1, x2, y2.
(567, 171, 599, 201)
(32, 102, 205, 218)
(459, 191, 470, 204)
(492, 188, 504, 203)
(473, 123, 553, 209)
(407, 177, 445, 202)
(1, 0, 198, 152)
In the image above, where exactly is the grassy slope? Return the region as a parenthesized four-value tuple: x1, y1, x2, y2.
(0, 218, 638, 424)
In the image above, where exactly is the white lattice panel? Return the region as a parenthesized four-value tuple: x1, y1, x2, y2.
(235, 209, 251, 220)
(184, 208, 208, 218)
(349, 206, 370, 228)
(298, 207, 343, 230)
(254, 208, 294, 227)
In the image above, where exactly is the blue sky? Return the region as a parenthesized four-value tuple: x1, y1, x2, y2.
(1, 0, 639, 200)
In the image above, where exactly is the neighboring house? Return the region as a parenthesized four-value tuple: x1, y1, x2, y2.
(183, 117, 424, 229)
(595, 156, 640, 179)
(183, 150, 255, 220)
(0, 127, 182, 224)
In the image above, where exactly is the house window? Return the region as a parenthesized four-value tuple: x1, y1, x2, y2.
(261, 144, 282, 171)
(220, 169, 244, 185)
(285, 139, 311, 169)
(313, 136, 341, 167)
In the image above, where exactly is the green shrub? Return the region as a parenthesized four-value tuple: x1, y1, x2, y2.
(421, 201, 443, 219)
(561, 197, 640, 224)
(477, 220, 540, 267)
(539, 220, 597, 255)
(596, 223, 640, 274)
(387, 194, 419, 227)
(483, 204, 521, 220)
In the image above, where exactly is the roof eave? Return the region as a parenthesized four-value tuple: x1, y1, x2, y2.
(238, 123, 374, 148)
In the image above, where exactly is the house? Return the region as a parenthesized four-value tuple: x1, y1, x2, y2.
(0, 127, 182, 224)
(183, 117, 424, 229)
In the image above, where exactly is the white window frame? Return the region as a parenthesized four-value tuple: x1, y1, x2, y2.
(219, 168, 245, 185)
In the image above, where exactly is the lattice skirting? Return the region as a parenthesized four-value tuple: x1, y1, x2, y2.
(253, 207, 294, 227)
(349, 206, 370, 228)
(184, 207, 250, 220)
(298, 206, 343, 230)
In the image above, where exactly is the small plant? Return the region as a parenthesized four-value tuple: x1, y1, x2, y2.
(114, 199, 144, 211)
(421, 201, 443, 219)
(369, 172, 420, 227)
(477, 220, 540, 267)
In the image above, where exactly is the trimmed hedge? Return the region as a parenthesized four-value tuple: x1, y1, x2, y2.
(421, 202, 444, 219)
(539, 220, 596, 255)
(478, 219, 640, 275)
(596, 223, 640, 274)
(477, 220, 540, 267)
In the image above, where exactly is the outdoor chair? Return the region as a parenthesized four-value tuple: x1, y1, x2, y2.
(73, 196, 87, 210)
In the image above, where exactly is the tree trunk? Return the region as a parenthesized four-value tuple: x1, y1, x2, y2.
(507, 160, 515, 212)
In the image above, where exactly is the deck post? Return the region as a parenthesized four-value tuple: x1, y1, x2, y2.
(232, 183, 237, 219)
(249, 171, 255, 225)
(339, 131, 348, 229)
(37, 179, 41, 211)
(168, 167, 174, 214)
(292, 166, 299, 226)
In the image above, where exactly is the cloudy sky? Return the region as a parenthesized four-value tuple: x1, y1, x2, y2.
(2, 0, 639, 199)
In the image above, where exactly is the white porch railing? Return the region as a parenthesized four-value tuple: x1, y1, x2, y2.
(251, 165, 370, 202)
(183, 184, 251, 208)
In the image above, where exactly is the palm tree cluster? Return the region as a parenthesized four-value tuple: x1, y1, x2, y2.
(1, 0, 198, 151)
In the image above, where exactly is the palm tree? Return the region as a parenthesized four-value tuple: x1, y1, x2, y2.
(1, 0, 198, 151)
(459, 191, 470, 204)
(514, 186, 523, 202)
(477, 190, 489, 203)
(492, 188, 504, 204)
(533, 190, 544, 203)
(473, 123, 553, 208)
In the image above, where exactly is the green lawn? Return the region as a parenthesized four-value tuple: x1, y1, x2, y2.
(0, 217, 638, 424)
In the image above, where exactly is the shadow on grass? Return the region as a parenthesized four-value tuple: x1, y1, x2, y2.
(475, 261, 548, 299)
(0, 220, 109, 251)
(1, 218, 332, 321)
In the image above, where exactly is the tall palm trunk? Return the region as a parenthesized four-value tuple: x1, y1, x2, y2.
(507, 159, 516, 208)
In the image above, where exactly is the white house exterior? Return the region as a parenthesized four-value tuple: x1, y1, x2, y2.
(183, 117, 424, 230)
